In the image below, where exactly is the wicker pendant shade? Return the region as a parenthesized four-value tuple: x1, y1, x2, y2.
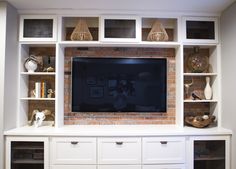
(70, 19, 93, 41)
(147, 20, 169, 41)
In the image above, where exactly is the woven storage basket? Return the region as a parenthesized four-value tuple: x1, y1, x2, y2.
(147, 20, 169, 41)
(70, 19, 93, 41)
(185, 115, 215, 128)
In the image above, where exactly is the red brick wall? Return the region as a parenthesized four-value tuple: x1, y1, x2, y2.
(64, 47, 176, 125)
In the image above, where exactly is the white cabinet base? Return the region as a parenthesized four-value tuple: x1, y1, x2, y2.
(98, 165, 142, 169)
(143, 164, 185, 169)
(51, 165, 96, 169)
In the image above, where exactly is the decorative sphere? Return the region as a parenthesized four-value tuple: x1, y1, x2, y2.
(187, 47, 209, 73)
(202, 115, 209, 120)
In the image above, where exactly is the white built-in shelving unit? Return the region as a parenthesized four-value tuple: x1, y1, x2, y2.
(15, 14, 222, 129)
(2, 9, 232, 169)
(18, 42, 56, 127)
(183, 43, 220, 127)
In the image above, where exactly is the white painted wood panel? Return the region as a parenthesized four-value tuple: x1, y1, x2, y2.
(143, 137, 186, 164)
(0, 3, 7, 169)
(143, 164, 185, 169)
(51, 165, 96, 169)
(221, 3, 236, 169)
(51, 137, 96, 164)
(98, 137, 141, 164)
(98, 165, 142, 169)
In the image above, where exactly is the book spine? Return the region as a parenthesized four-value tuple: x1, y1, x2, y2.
(41, 82, 47, 98)
(35, 82, 41, 98)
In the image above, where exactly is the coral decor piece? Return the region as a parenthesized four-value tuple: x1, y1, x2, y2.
(147, 20, 169, 41)
(70, 19, 93, 41)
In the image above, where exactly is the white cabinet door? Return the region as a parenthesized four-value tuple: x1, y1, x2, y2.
(143, 164, 185, 169)
(6, 136, 49, 169)
(188, 136, 230, 169)
(51, 137, 96, 164)
(51, 165, 96, 169)
(98, 165, 142, 169)
(98, 137, 141, 164)
(143, 137, 185, 164)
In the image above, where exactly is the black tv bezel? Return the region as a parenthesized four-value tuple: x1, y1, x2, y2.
(71, 57, 167, 113)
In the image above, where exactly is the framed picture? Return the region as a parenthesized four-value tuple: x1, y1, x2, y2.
(86, 77, 96, 85)
(90, 87, 103, 98)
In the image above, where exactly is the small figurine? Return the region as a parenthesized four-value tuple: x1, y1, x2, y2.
(43, 66, 54, 72)
(192, 92, 202, 100)
(184, 78, 193, 99)
(47, 89, 54, 98)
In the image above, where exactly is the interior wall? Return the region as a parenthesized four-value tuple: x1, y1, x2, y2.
(221, 2, 236, 169)
(0, 2, 18, 168)
(4, 2, 18, 130)
(0, 2, 7, 169)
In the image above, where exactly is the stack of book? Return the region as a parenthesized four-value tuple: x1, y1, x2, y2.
(34, 82, 47, 98)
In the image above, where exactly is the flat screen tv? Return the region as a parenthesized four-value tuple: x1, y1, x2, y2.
(72, 57, 167, 112)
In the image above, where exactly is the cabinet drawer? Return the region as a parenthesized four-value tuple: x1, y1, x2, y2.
(143, 164, 185, 169)
(143, 137, 185, 164)
(98, 137, 141, 164)
(51, 137, 96, 164)
(98, 165, 141, 169)
(51, 165, 96, 169)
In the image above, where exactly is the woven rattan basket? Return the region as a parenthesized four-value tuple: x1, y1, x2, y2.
(185, 115, 215, 128)
(70, 19, 93, 41)
(147, 20, 169, 41)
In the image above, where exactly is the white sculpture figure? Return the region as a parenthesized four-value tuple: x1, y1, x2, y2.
(35, 111, 46, 127)
(29, 109, 55, 127)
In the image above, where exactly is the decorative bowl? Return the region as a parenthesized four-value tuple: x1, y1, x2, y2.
(185, 115, 215, 128)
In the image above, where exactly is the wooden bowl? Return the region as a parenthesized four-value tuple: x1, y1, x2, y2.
(185, 115, 215, 128)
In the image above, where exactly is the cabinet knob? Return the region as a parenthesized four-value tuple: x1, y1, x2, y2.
(71, 141, 78, 145)
(116, 141, 123, 145)
(160, 141, 168, 144)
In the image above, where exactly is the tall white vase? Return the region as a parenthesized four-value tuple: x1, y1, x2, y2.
(204, 76, 212, 100)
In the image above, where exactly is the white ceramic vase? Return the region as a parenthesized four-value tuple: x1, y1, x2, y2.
(24, 55, 38, 73)
(25, 60, 37, 72)
(204, 76, 212, 100)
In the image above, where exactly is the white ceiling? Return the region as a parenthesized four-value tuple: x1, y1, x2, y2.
(5, 0, 236, 14)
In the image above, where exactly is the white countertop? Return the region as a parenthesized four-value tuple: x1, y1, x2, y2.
(4, 125, 232, 137)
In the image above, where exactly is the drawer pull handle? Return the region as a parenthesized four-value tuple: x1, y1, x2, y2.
(71, 141, 78, 145)
(160, 141, 168, 144)
(116, 141, 123, 145)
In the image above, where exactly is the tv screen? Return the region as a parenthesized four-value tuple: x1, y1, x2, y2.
(72, 57, 167, 112)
